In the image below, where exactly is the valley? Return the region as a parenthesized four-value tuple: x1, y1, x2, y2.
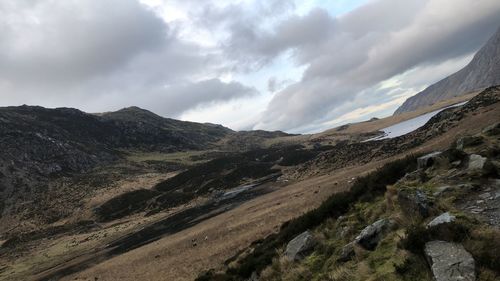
(2, 3, 500, 281)
(1, 86, 498, 281)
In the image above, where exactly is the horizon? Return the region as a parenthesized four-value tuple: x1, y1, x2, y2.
(1, 0, 500, 133)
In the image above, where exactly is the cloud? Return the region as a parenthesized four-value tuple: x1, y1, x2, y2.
(0, 0, 166, 83)
(144, 79, 257, 116)
(2, 0, 499, 132)
(247, 0, 500, 131)
(0, 0, 255, 117)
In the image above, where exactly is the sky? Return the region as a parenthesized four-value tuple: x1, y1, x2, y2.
(1, 0, 499, 133)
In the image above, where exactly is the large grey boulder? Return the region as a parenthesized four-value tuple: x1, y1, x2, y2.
(427, 212, 456, 228)
(285, 231, 316, 261)
(417, 152, 443, 169)
(424, 241, 475, 281)
(468, 154, 487, 171)
(354, 219, 392, 250)
(398, 189, 431, 219)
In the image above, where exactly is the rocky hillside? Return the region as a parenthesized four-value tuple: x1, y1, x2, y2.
(0, 104, 298, 232)
(0, 106, 232, 224)
(394, 27, 500, 115)
(200, 122, 500, 281)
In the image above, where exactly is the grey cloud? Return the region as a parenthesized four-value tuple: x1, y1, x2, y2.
(0, 0, 167, 84)
(250, 0, 500, 131)
(3, 0, 500, 132)
(0, 0, 254, 118)
(267, 77, 277, 92)
(145, 79, 258, 116)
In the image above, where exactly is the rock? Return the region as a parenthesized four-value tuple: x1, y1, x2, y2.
(424, 241, 475, 281)
(427, 212, 456, 228)
(248, 271, 259, 281)
(456, 135, 483, 150)
(433, 186, 454, 196)
(354, 219, 392, 250)
(417, 151, 443, 169)
(337, 242, 355, 262)
(482, 122, 500, 136)
(467, 154, 487, 171)
(470, 207, 484, 214)
(398, 189, 431, 219)
(494, 191, 500, 200)
(285, 231, 316, 261)
(478, 192, 491, 200)
(338, 226, 351, 238)
(397, 169, 424, 184)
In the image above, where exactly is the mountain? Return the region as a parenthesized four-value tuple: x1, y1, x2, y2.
(394, 27, 500, 115)
(0, 105, 297, 228)
(0, 105, 232, 222)
(0, 105, 233, 177)
(1, 87, 499, 281)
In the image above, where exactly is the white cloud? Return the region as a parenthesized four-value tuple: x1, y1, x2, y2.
(1, 0, 499, 133)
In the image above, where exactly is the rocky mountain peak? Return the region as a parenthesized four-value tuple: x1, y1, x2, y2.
(394, 26, 500, 115)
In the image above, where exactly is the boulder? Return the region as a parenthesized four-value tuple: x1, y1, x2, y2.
(417, 151, 443, 169)
(354, 219, 392, 250)
(433, 186, 454, 197)
(482, 122, 500, 136)
(424, 241, 475, 281)
(337, 242, 355, 262)
(467, 154, 487, 171)
(397, 169, 425, 184)
(456, 135, 483, 150)
(247, 271, 259, 281)
(284, 231, 316, 261)
(427, 212, 456, 228)
(398, 189, 431, 219)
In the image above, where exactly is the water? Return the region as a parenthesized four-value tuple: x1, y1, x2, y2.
(367, 101, 468, 141)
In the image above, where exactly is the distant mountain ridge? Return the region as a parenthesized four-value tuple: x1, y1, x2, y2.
(394, 27, 500, 115)
(0, 105, 233, 217)
(0, 105, 293, 221)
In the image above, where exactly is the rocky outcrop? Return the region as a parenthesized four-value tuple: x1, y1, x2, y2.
(427, 212, 456, 228)
(285, 231, 316, 261)
(354, 219, 392, 250)
(467, 154, 487, 171)
(456, 136, 483, 150)
(417, 151, 443, 169)
(337, 242, 355, 263)
(482, 122, 500, 136)
(398, 189, 431, 219)
(395, 27, 500, 115)
(424, 241, 475, 281)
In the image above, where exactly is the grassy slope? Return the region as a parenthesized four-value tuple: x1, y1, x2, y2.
(199, 126, 500, 281)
